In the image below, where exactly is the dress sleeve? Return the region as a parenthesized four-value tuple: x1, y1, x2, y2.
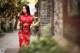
(30, 15, 34, 24)
(18, 15, 21, 21)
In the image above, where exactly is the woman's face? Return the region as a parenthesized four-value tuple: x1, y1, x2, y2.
(22, 6, 27, 14)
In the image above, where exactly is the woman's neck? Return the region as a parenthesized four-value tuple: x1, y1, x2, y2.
(24, 13, 28, 15)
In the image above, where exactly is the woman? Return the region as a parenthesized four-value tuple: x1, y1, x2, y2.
(17, 4, 40, 48)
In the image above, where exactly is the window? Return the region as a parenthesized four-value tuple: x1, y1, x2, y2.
(68, 0, 78, 16)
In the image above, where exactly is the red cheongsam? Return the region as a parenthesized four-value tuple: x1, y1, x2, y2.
(18, 14, 34, 48)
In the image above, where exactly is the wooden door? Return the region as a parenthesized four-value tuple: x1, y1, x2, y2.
(63, 0, 80, 45)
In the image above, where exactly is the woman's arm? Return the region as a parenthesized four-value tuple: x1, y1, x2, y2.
(33, 18, 40, 26)
(30, 18, 40, 29)
(17, 20, 20, 30)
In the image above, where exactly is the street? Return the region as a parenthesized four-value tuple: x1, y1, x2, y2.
(0, 30, 38, 53)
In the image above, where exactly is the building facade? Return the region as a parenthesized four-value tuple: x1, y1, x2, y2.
(38, 0, 80, 45)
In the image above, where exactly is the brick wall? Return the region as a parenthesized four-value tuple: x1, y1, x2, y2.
(39, 0, 63, 36)
(39, 0, 53, 36)
(54, 0, 63, 36)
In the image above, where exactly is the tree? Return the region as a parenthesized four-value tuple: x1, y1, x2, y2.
(0, 0, 18, 33)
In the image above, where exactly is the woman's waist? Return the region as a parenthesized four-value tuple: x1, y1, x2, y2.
(20, 28, 30, 33)
(20, 27, 30, 30)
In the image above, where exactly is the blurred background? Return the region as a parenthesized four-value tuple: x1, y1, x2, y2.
(0, 0, 80, 53)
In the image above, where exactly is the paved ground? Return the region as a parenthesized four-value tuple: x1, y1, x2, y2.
(0, 30, 38, 53)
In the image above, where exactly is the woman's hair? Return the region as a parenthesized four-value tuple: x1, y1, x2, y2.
(21, 4, 30, 15)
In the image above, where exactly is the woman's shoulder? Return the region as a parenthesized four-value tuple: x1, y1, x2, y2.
(18, 15, 24, 20)
(28, 15, 34, 21)
(19, 15, 23, 17)
(28, 15, 33, 17)
(19, 15, 24, 19)
(28, 15, 34, 19)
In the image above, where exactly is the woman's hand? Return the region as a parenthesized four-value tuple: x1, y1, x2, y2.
(17, 20, 20, 30)
(38, 18, 40, 23)
(17, 26, 20, 30)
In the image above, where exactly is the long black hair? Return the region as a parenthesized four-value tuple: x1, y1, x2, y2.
(21, 4, 30, 15)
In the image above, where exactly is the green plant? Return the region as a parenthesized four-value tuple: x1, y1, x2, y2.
(18, 36, 67, 53)
(42, 23, 51, 36)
